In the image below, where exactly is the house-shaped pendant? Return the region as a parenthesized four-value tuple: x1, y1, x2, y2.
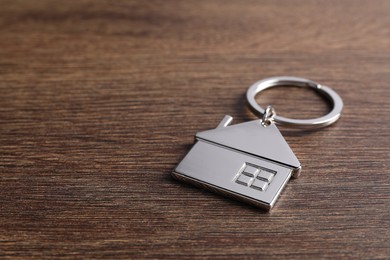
(172, 115, 301, 210)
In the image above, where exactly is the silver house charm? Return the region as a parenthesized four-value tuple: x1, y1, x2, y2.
(173, 115, 301, 210)
(172, 77, 343, 210)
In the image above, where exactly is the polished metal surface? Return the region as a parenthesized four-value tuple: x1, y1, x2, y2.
(246, 76, 344, 129)
(196, 119, 300, 169)
(173, 76, 343, 210)
(261, 105, 276, 126)
(173, 116, 301, 210)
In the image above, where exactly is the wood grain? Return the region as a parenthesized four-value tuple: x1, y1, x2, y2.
(0, 0, 389, 259)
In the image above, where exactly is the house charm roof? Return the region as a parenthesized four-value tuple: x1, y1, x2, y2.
(196, 117, 300, 170)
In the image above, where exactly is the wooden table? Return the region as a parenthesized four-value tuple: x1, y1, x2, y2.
(1, 1, 389, 259)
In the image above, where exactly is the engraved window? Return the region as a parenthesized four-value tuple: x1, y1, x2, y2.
(235, 163, 276, 192)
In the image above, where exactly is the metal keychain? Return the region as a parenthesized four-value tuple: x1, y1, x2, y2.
(172, 76, 343, 210)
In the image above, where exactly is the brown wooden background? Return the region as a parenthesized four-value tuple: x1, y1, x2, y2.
(0, 0, 389, 259)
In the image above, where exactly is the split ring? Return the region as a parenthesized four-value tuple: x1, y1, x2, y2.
(246, 76, 343, 129)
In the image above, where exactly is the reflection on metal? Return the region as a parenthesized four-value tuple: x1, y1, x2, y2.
(172, 117, 300, 210)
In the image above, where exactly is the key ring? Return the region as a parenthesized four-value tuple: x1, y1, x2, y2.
(173, 75, 344, 210)
(246, 76, 343, 129)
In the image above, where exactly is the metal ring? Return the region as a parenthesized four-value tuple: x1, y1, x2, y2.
(246, 76, 343, 129)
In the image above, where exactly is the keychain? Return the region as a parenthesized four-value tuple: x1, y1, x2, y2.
(172, 76, 343, 210)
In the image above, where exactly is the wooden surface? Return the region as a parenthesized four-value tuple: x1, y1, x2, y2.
(0, 0, 389, 259)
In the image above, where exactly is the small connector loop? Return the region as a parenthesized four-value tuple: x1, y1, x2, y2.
(261, 105, 276, 127)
